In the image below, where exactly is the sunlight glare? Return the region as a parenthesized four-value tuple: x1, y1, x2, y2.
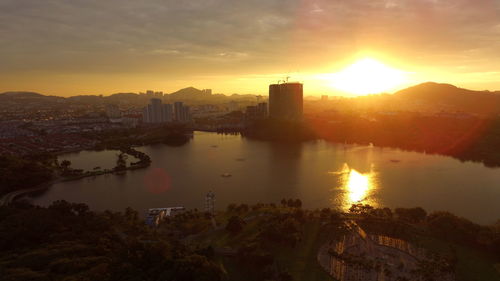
(331, 163, 378, 210)
(347, 169, 370, 203)
(329, 58, 407, 95)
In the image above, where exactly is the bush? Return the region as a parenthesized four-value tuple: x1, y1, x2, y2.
(226, 216, 245, 234)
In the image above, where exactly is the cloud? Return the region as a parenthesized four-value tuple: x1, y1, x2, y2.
(0, 0, 499, 91)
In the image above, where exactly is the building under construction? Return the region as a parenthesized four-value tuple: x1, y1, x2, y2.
(268, 82, 303, 121)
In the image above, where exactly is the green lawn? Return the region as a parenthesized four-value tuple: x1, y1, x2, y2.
(193, 219, 333, 281)
(191, 213, 335, 281)
(271, 221, 333, 281)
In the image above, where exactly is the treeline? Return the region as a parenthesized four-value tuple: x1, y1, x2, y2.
(349, 204, 500, 256)
(218, 202, 500, 280)
(310, 115, 500, 167)
(0, 154, 55, 196)
(242, 115, 500, 167)
(0, 201, 226, 281)
(1, 200, 498, 281)
(91, 124, 192, 149)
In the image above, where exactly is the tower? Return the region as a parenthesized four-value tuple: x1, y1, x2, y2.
(205, 191, 215, 216)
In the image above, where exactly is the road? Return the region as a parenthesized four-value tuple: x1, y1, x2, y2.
(0, 180, 58, 207)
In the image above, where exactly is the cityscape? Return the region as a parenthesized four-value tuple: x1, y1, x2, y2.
(1, 1, 500, 281)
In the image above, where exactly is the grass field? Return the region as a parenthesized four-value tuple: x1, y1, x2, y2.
(270, 221, 332, 281)
(191, 211, 335, 280)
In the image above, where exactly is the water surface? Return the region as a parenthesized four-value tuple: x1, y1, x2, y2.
(30, 131, 500, 224)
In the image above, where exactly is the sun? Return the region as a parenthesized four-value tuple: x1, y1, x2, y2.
(329, 58, 407, 96)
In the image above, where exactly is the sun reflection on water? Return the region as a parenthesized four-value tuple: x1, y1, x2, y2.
(330, 163, 378, 210)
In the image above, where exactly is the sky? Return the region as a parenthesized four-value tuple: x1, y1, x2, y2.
(0, 0, 499, 96)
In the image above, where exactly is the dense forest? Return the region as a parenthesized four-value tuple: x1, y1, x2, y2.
(0, 201, 225, 281)
(0, 155, 55, 196)
(1, 201, 499, 281)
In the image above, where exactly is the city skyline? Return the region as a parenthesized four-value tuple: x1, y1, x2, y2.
(1, 1, 500, 280)
(1, 0, 499, 96)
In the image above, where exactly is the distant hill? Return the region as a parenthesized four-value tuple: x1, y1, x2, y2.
(168, 87, 209, 100)
(0, 91, 46, 98)
(394, 82, 500, 100)
(0, 87, 259, 105)
(0, 92, 63, 104)
(392, 82, 500, 115)
(108, 92, 138, 99)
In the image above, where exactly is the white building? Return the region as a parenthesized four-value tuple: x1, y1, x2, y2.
(174, 102, 191, 123)
(143, 99, 190, 124)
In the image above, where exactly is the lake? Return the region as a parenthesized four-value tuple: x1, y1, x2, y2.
(29, 131, 500, 224)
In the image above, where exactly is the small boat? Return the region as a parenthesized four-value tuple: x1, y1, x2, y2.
(211, 145, 218, 148)
(221, 173, 232, 178)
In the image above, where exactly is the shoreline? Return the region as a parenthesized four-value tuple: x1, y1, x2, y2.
(0, 147, 151, 206)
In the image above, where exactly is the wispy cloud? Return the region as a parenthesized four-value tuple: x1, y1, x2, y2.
(0, 0, 499, 94)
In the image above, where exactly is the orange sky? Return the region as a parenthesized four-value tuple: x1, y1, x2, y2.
(1, 0, 499, 96)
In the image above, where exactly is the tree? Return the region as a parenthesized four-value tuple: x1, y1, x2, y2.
(60, 160, 72, 171)
(280, 199, 287, 207)
(115, 153, 127, 171)
(236, 204, 249, 213)
(320, 208, 331, 219)
(125, 207, 139, 222)
(330, 211, 342, 223)
(395, 207, 427, 223)
(226, 216, 245, 234)
(293, 199, 302, 208)
(277, 271, 293, 281)
(227, 203, 237, 212)
(370, 207, 393, 218)
(349, 204, 374, 215)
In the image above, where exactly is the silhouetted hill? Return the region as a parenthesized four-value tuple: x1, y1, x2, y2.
(106, 92, 140, 103)
(393, 82, 500, 115)
(0, 87, 260, 106)
(107, 92, 138, 99)
(168, 87, 208, 100)
(0, 91, 45, 98)
(0, 92, 63, 105)
(66, 95, 104, 103)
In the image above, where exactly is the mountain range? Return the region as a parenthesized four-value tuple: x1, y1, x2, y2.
(0, 87, 259, 105)
(392, 82, 500, 115)
(2, 83, 500, 115)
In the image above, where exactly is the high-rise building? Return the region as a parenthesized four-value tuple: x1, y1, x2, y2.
(201, 89, 212, 95)
(245, 102, 268, 121)
(174, 102, 191, 123)
(162, 104, 173, 122)
(143, 99, 178, 124)
(268, 82, 303, 120)
(174, 102, 183, 122)
(150, 98, 163, 123)
(321, 95, 329, 101)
